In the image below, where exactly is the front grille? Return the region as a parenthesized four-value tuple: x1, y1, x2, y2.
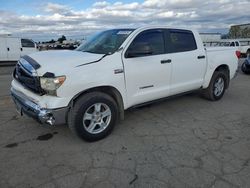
(14, 62, 44, 95)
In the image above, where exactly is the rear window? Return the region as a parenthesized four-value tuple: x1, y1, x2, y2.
(168, 29, 197, 53)
(21, 39, 35, 48)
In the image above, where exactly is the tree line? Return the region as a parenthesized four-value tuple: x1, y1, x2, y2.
(39, 35, 67, 44)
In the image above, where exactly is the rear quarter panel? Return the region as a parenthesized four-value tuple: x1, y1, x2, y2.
(203, 47, 238, 88)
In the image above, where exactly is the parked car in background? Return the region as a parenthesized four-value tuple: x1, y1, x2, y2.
(239, 39, 250, 56)
(241, 55, 250, 74)
(204, 39, 250, 57)
(0, 35, 37, 63)
(11, 26, 239, 141)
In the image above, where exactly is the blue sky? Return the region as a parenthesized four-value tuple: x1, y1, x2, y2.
(0, 0, 249, 41)
(1, 0, 144, 15)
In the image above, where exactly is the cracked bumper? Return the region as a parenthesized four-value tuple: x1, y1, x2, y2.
(11, 87, 69, 125)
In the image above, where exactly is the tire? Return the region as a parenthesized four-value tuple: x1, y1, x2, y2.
(241, 62, 250, 74)
(68, 92, 118, 142)
(241, 62, 247, 73)
(202, 71, 228, 101)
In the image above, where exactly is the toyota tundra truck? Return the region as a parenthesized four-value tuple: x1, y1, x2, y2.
(11, 26, 239, 141)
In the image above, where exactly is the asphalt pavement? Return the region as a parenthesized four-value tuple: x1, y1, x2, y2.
(0, 60, 249, 188)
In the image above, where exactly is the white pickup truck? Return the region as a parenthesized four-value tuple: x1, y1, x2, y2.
(205, 39, 250, 57)
(231, 39, 250, 57)
(11, 26, 239, 141)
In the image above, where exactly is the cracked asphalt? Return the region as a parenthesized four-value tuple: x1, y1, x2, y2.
(0, 60, 250, 188)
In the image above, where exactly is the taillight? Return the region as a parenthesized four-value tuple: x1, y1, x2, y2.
(235, 51, 241, 59)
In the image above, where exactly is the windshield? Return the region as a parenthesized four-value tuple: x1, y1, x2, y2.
(76, 29, 135, 54)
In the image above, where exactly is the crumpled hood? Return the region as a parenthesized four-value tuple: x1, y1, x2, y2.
(28, 50, 104, 75)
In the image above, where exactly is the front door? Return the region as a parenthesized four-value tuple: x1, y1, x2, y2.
(122, 29, 172, 107)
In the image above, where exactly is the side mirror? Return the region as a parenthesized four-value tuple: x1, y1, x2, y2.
(126, 42, 153, 58)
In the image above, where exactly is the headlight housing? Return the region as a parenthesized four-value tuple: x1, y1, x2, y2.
(40, 76, 66, 94)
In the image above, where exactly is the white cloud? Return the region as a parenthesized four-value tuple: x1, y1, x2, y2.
(157, 11, 175, 18)
(142, 0, 198, 8)
(44, 3, 71, 14)
(93, 1, 110, 7)
(1, 0, 249, 40)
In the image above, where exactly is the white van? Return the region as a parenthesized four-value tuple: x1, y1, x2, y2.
(0, 36, 37, 62)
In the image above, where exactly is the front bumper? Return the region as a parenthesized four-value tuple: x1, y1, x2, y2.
(11, 88, 69, 126)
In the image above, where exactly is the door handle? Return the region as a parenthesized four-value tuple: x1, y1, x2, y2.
(7, 47, 10, 51)
(161, 59, 172, 64)
(197, 55, 205, 59)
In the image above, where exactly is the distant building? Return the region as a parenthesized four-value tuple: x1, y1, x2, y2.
(231, 23, 250, 30)
(200, 33, 221, 42)
(229, 23, 250, 38)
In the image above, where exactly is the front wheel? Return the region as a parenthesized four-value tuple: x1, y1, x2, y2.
(202, 71, 228, 101)
(68, 92, 118, 142)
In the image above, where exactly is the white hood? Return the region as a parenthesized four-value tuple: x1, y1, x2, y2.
(28, 50, 104, 75)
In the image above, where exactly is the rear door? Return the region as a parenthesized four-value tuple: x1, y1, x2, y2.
(166, 29, 207, 95)
(6, 38, 21, 61)
(122, 29, 172, 106)
(21, 39, 37, 56)
(0, 38, 8, 61)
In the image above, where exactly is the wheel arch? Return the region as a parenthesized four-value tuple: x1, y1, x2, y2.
(69, 86, 125, 121)
(214, 64, 230, 88)
(203, 64, 230, 89)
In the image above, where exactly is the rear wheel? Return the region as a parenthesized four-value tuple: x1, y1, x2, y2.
(68, 92, 118, 142)
(202, 71, 228, 101)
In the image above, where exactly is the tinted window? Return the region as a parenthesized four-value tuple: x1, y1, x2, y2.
(168, 29, 197, 53)
(235, 42, 239, 46)
(126, 29, 164, 58)
(21, 39, 35, 48)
